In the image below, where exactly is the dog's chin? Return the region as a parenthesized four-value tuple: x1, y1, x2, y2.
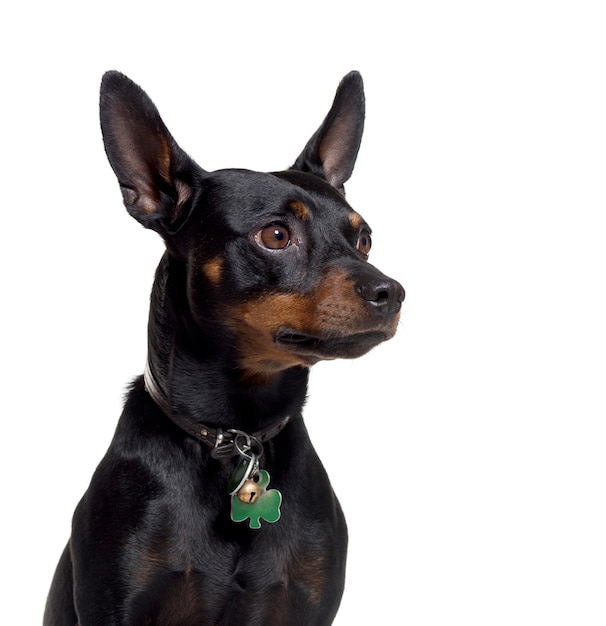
(275, 327, 393, 363)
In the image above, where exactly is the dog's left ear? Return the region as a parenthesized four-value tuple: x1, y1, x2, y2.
(291, 71, 365, 192)
(100, 71, 199, 234)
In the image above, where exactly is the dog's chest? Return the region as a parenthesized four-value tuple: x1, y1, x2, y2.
(126, 551, 310, 625)
(122, 514, 337, 624)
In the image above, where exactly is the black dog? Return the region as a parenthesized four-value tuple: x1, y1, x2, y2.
(44, 70, 404, 625)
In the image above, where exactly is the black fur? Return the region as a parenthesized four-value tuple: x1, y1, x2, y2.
(44, 71, 404, 625)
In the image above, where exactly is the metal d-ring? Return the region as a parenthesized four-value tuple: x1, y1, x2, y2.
(210, 428, 265, 464)
(230, 430, 252, 459)
(229, 430, 263, 460)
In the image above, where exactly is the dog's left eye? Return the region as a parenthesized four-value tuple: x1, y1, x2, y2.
(356, 230, 372, 256)
(256, 224, 291, 250)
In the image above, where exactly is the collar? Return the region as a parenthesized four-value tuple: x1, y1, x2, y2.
(143, 359, 291, 457)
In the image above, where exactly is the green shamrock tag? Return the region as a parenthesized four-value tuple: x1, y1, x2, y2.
(230, 470, 282, 529)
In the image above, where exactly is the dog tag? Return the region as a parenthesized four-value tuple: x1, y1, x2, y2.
(231, 470, 282, 529)
(227, 455, 257, 496)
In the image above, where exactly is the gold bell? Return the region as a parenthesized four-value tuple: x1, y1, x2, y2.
(237, 479, 260, 504)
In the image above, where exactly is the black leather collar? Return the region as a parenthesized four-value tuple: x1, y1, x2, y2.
(143, 359, 291, 457)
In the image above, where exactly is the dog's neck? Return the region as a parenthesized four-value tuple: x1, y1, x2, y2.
(145, 253, 309, 436)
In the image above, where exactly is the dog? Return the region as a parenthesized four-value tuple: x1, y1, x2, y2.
(44, 70, 404, 625)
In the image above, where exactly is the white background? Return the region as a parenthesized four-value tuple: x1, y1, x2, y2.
(2, 1, 605, 624)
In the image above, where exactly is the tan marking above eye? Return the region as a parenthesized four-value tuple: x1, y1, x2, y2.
(356, 230, 372, 256)
(256, 224, 291, 250)
(349, 212, 363, 230)
(289, 200, 309, 221)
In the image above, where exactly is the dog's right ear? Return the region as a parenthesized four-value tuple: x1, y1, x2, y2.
(100, 71, 200, 234)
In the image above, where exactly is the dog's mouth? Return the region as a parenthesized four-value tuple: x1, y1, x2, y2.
(275, 327, 391, 362)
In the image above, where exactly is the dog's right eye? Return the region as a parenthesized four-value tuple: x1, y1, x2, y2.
(256, 224, 291, 250)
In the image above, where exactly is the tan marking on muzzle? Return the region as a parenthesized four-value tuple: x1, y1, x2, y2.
(225, 268, 399, 378)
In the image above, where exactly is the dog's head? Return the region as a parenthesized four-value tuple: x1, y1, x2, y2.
(100, 72, 404, 378)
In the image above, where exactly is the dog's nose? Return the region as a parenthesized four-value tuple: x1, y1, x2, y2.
(359, 277, 405, 317)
